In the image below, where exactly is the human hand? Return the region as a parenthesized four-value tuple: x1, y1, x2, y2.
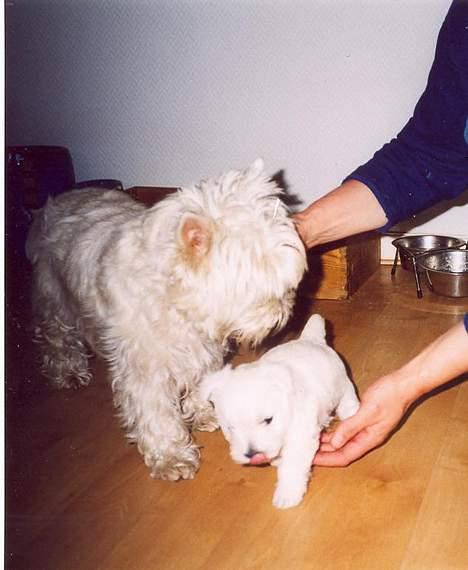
(292, 180, 388, 249)
(313, 320, 468, 467)
(313, 374, 411, 467)
(292, 207, 318, 249)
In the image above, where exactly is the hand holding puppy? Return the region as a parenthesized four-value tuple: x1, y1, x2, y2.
(314, 375, 409, 466)
(314, 321, 468, 467)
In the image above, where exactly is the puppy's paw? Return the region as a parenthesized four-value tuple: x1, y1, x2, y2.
(272, 483, 306, 509)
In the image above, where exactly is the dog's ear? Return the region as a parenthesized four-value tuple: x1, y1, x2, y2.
(199, 365, 232, 404)
(244, 157, 265, 180)
(178, 214, 213, 264)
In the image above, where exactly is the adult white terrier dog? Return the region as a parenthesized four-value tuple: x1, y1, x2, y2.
(200, 314, 359, 508)
(26, 159, 306, 481)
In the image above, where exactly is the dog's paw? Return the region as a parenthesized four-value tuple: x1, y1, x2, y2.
(193, 416, 219, 432)
(148, 447, 200, 481)
(52, 372, 92, 390)
(272, 483, 306, 509)
(192, 407, 219, 432)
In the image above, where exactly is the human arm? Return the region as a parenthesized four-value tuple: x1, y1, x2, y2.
(313, 319, 468, 467)
(294, 1, 468, 248)
(293, 178, 388, 248)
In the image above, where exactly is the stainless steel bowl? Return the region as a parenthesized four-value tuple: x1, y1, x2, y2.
(417, 249, 468, 298)
(392, 235, 466, 271)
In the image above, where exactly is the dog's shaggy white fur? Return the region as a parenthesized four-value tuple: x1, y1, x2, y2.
(26, 159, 306, 481)
(200, 314, 359, 508)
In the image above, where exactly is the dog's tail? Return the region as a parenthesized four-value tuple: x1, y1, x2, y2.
(300, 314, 327, 344)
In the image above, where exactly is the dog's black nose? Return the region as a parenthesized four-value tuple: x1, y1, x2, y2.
(245, 447, 261, 459)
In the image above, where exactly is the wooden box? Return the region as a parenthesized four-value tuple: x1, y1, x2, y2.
(126, 186, 178, 206)
(300, 232, 380, 300)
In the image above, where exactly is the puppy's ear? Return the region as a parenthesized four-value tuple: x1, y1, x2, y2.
(178, 214, 213, 264)
(199, 365, 232, 404)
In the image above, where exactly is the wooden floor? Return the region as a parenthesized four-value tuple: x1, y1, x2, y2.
(6, 266, 468, 570)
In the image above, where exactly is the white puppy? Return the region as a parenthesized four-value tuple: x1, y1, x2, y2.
(200, 314, 359, 508)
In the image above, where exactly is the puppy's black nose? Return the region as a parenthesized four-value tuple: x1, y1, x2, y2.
(245, 447, 261, 459)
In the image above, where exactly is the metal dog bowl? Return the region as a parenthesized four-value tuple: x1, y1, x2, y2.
(392, 235, 466, 270)
(417, 249, 468, 298)
(391, 235, 466, 298)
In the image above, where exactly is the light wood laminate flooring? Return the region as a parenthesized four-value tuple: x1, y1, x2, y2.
(6, 266, 468, 570)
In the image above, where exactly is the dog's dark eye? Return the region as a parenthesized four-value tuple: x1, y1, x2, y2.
(263, 416, 273, 425)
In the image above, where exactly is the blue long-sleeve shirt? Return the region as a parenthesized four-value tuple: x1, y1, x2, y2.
(346, 0, 468, 229)
(346, 1, 468, 333)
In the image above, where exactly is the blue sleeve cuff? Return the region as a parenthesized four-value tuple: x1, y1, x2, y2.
(464, 313, 468, 333)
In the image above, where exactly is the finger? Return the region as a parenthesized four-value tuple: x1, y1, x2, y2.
(318, 442, 337, 453)
(314, 430, 377, 467)
(329, 407, 374, 449)
(313, 442, 364, 467)
(313, 448, 356, 467)
(320, 431, 334, 444)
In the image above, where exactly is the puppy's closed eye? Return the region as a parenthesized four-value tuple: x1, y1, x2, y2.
(263, 416, 273, 425)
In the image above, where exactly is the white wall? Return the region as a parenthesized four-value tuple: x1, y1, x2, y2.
(6, 0, 467, 254)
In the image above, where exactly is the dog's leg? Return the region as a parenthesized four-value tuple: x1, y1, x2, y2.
(33, 300, 92, 389)
(113, 363, 201, 481)
(272, 426, 320, 509)
(336, 380, 360, 420)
